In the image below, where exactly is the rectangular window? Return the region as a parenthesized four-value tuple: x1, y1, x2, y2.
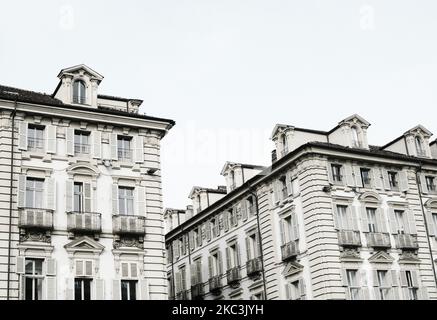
(74, 182, 83, 212)
(74, 131, 90, 155)
(193, 259, 202, 284)
(25, 178, 44, 208)
(406, 271, 418, 300)
(117, 136, 132, 161)
(227, 243, 239, 269)
(279, 176, 288, 200)
(388, 171, 399, 190)
(336, 205, 351, 230)
(247, 233, 259, 260)
(377, 270, 390, 300)
(27, 125, 44, 152)
(331, 164, 343, 183)
(290, 280, 300, 300)
(432, 213, 437, 235)
(24, 259, 44, 300)
(74, 278, 92, 300)
(118, 187, 134, 215)
(360, 168, 372, 187)
(395, 210, 406, 234)
(346, 270, 360, 300)
(180, 266, 187, 291)
(210, 252, 220, 277)
(366, 208, 377, 233)
(121, 280, 137, 300)
(426, 176, 436, 192)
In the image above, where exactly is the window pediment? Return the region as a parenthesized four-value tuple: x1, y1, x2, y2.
(283, 261, 304, 277)
(368, 251, 394, 264)
(64, 236, 104, 254)
(358, 191, 381, 203)
(66, 163, 100, 178)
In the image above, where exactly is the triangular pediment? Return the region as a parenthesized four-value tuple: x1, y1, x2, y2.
(64, 236, 104, 253)
(339, 114, 371, 128)
(368, 251, 394, 264)
(405, 125, 433, 138)
(57, 64, 104, 82)
(270, 124, 294, 140)
(282, 261, 304, 277)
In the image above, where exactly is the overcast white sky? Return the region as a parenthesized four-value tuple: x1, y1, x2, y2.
(1, 0, 437, 209)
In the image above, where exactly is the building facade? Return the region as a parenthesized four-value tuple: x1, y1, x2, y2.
(165, 114, 437, 300)
(0, 65, 174, 300)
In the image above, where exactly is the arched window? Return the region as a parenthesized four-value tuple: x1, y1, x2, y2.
(351, 126, 360, 147)
(415, 136, 425, 156)
(73, 80, 86, 104)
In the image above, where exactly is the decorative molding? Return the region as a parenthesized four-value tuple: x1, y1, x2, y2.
(368, 251, 394, 264)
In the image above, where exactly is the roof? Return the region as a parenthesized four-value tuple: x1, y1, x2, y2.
(188, 186, 227, 199)
(381, 125, 434, 150)
(220, 161, 266, 175)
(0, 84, 175, 126)
(98, 94, 143, 104)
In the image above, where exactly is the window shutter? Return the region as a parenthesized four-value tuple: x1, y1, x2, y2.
(382, 170, 391, 190)
(112, 184, 119, 215)
(16, 256, 25, 274)
(110, 133, 118, 161)
(226, 247, 231, 270)
(84, 182, 92, 212)
(241, 200, 248, 221)
(17, 175, 26, 208)
(292, 214, 299, 241)
(254, 234, 260, 257)
(391, 270, 399, 287)
(173, 241, 179, 260)
(130, 263, 138, 278)
(92, 131, 102, 159)
(298, 277, 306, 299)
(373, 287, 381, 300)
(279, 220, 285, 245)
(327, 163, 334, 184)
(189, 231, 194, 250)
(175, 272, 181, 293)
(344, 164, 355, 187)
(76, 260, 84, 276)
(400, 271, 408, 287)
(197, 226, 203, 246)
(375, 208, 387, 233)
(388, 208, 398, 235)
(45, 178, 56, 211)
(360, 206, 370, 233)
(411, 270, 420, 288)
(245, 237, 251, 261)
(139, 279, 149, 300)
(223, 212, 229, 231)
(346, 206, 358, 231)
(353, 166, 363, 187)
(286, 172, 293, 196)
(18, 121, 28, 150)
(95, 279, 105, 300)
(399, 171, 409, 192)
(273, 181, 280, 204)
(372, 168, 383, 190)
(418, 287, 429, 300)
(66, 128, 74, 156)
(65, 180, 73, 212)
(191, 263, 197, 284)
(135, 186, 146, 216)
(66, 278, 74, 300)
(332, 204, 340, 230)
(406, 210, 417, 235)
(46, 276, 57, 300)
(121, 262, 129, 278)
(134, 136, 144, 163)
(112, 280, 121, 300)
(232, 207, 238, 227)
(206, 222, 211, 241)
(181, 236, 187, 256)
(425, 211, 436, 236)
(85, 260, 93, 276)
(208, 256, 213, 278)
(46, 125, 57, 154)
(217, 251, 223, 275)
(196, 260, 202, 284)
(285, 283, 291, 300)
(236, 243, 241, 266)
(420, 174, 428, 194)
(341, 269, 349, 287)
(46, 258, 57, 276)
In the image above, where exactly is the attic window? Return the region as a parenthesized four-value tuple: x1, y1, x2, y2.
(351, 126, 361, 148)
(415, 136, 426, 157)
(73, 80, 86, 104)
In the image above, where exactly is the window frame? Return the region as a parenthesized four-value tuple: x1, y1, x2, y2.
(118, 186, 135, 215)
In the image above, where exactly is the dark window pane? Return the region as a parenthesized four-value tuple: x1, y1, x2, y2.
(25, 277, 33, 300)
(121, 280, 128, 300)
(74, 279, 82, 300)
(84, 279, 91, 300)
(129, 281, 137, 300)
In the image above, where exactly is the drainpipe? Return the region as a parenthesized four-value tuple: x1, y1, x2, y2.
(7, 93, 19, 300)
(170, 240, 176, 300)
(248, 185, 268, 300)
(415, 165, 437, 288)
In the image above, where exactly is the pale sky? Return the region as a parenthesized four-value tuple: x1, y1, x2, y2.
(1, 0, 437, 209)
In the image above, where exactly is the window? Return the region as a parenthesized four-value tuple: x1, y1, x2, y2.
(280, 213, 298, 245)
(279, 176, 288, 200)
(289, 281, 300, 300)
(73, 182, 84, 212)
(366, 208, 377, 233)
(415, 137, 426, 156)
(432, 213, 437, 235)
(360, 168, 372, 187)
(246, 233, 259, 260)
(227, 243, 240, 269)
(118, 187, 134, 215)
(405, 271, 418, 300)
(229, 171, 236, 190)
(351, 127, 360, 147)
(168, 275, 174, 299)
(426, 176, 436, 192)
(281, 134, 288, 155)
(74, 131, 90, 155)
(24, 259, 44, 300)
(331, 164, 343, 183)
(192, 259, 202, 285)
(247, 196, 256, 216)
(179, 266, 187, 291)
(394, 210, 406, 234)
(117, 136, 132, 161)
(209, 252, 221, 277)
(196, 195, 202, 213)
(121, 280, 137, 300)
(211, 218, 219, 237)
(74, 278, 92, 300)
(228, 209, 237, 228)
(73, 80, 86, 104)
(25, 178, 44, 208)
(388, 171, 399, 190)
(346, 270, 360, 300)
(27, 125, 44, 152)
(335, 205, 352, 230)
(377, 270, 391, 300)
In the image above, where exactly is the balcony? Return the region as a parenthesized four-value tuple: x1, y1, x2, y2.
(191, 283, 204, 299)
(112, 215, 146, 235)
(27, 137, 44, 152)
(175, 290, 189, 300)
(208, 276, 222, 294)
(246, 257, 262, 277)
(395, 234, 418, 250)
(18, 208, 53, 230)
(337, 230, 361, 247)
(366, 232, 391, 248)
(226, 267, 241, 285)
(281, 241, 299, 261)
(74, 143, 90, 156)
(67, 212, 101, 234)
(117, 148, 132, 162)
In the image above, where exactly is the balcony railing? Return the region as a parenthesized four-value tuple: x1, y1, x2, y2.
(117, 148, 132, 161)
(67, 212, 101, 233)
(208, 276, 222, 293)
(337, 230, 361, 247)
(27, 137, 44, 151)
(281, 241, 299, 261)
(18, 208, 53, 230)
(395, 234, 418, 250)
(246, 257, 262, 277)
(191, 283, 204, 299)
(226, 267, 241, 285)
(175, 290, 189, 300)
(112, 215, 146, 235)
(366, 232, 391, 248)
(74, 143, 90, 155)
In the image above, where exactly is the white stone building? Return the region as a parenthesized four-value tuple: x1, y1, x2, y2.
(0, 64, 175, 300)
(165, 114, 437, 300)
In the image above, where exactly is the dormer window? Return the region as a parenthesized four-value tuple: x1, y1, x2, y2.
(351, 127, 361, 148)
(73, 80, 86, 104)
(281, 134, 288, 156)
(415, 136, 426, 157)
(230, 171, 236, 191)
